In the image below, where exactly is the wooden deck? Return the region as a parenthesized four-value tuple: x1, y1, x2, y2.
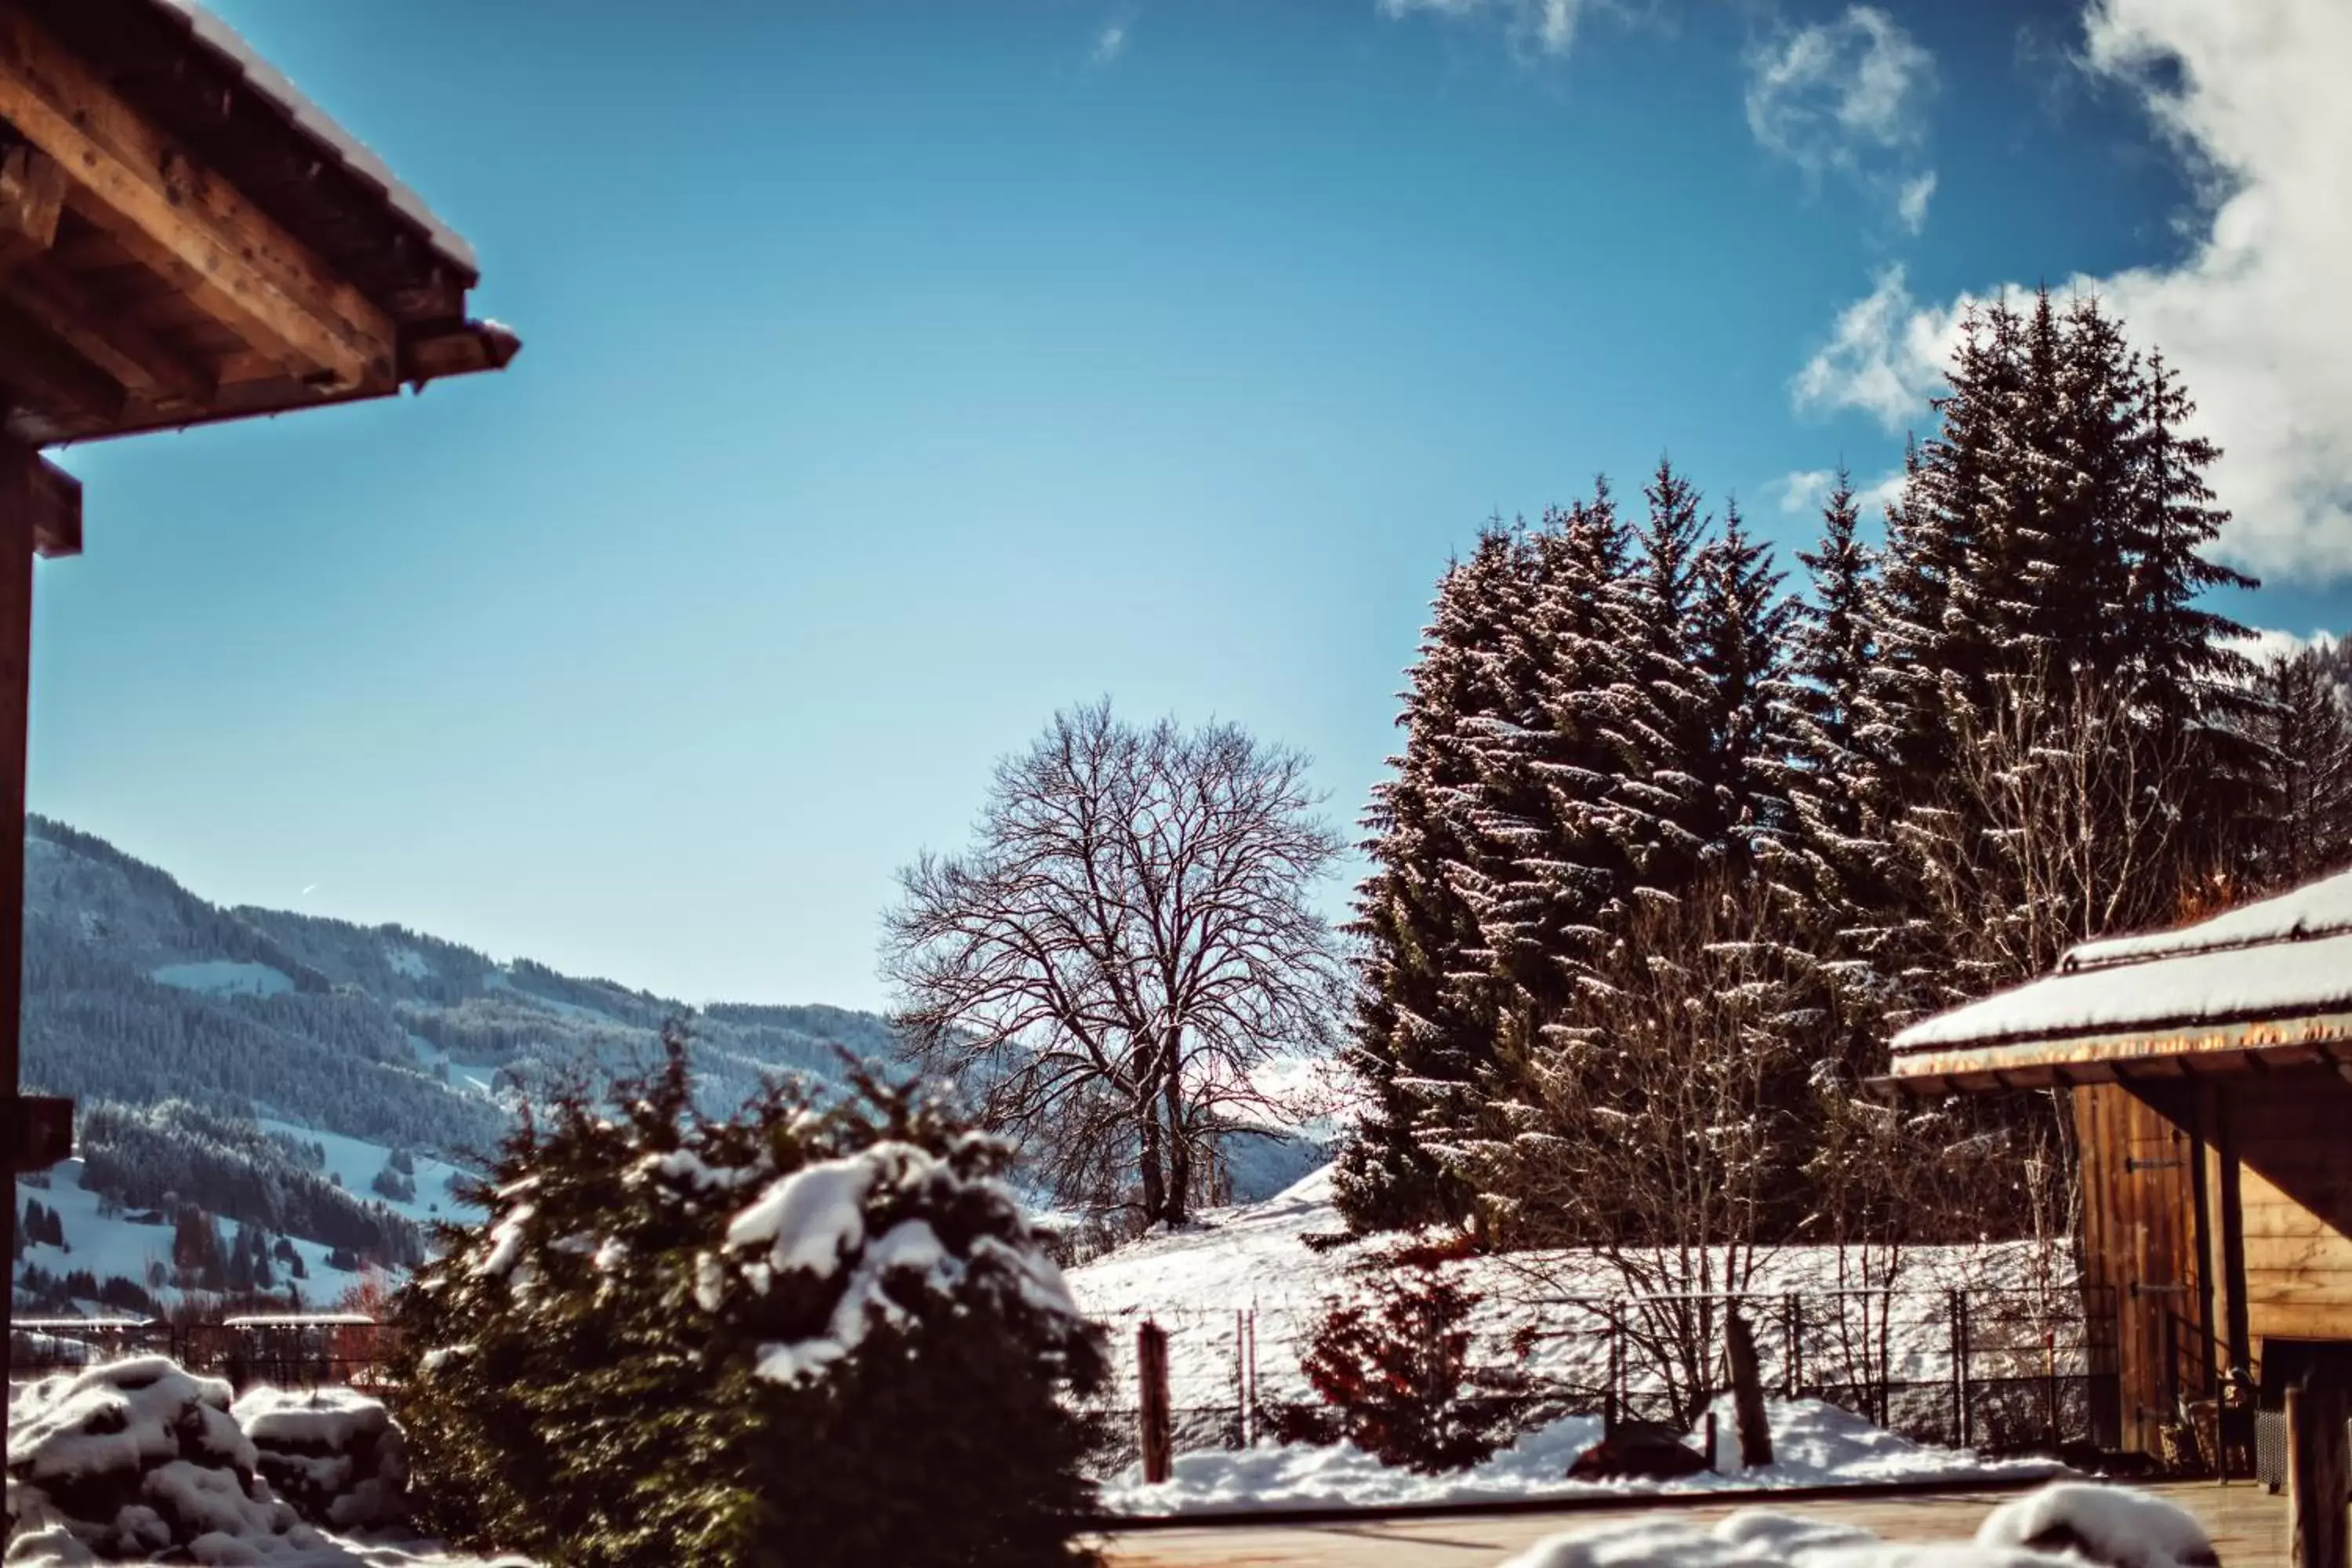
(1097, 1480, 2296, 1565)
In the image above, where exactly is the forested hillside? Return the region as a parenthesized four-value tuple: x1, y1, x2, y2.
(13, 816, 912, 1316)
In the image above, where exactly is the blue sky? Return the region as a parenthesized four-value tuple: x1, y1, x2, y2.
(31, 0, 2352, 1011)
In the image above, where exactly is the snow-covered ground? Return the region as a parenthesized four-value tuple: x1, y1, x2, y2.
(1095, 1397, 2064, 1517)
(1067, 1167, 2074, 1412)
(16, 1160, 377, 1314)
(1497, 1481, 2217, 1568)
(151, 959, 295, 998)
(256, 1122, 485, 1231)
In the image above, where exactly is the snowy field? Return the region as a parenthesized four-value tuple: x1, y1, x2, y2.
(16, 1159, 379, 1314)
(1066, 1167, 2080, 1414)
(1095, 1396, 2063, 1517)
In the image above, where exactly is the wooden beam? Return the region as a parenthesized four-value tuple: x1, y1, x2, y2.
(27, 446, 74, 556)
(2, 252, 214, 406)
(0, 435, 37, 1423)
(0, 9, 396, 393)
(0, 139, 67, 267)
(0, 299, 123, 423)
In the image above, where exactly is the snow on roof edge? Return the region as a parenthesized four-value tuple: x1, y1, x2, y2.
(143, 0, 481, 276)
(1892, 925, 2352, 1054)
(2058, 865, 2352, 973)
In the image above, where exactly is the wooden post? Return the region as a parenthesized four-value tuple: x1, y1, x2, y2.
(0, 444, 35, 1436)
(2286, 1384, 2350, 1568)
(1138, 1319, 1173, 1485)
(1725, 1306, 1773, 1468)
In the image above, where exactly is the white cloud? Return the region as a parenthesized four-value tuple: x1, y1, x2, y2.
(1790, 0, 2352, 579)
(1746, 6, 1937, 228)
(1091, 18, 1130, 65)
(1895, 170, 1936, 234)
(1771, 465, 1907, 521)
(1377, 0, 1585, 60)
(1790, 265, 1973, 429)
(2229, 627, 2339, 666)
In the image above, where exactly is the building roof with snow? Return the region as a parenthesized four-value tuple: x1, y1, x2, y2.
(1882, 866, 2352, 1094)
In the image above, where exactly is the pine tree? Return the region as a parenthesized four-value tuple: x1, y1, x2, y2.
(2121, 346, 2260, 869)
(397, 1028, 1106, 1568)
(1338, 528, 1523, 1230)
(1618, 457, 1717, 889)
(2249, 648, 2352, 888)
(1784, 469, 1882, 875)
(1689, 497, 1797, 862)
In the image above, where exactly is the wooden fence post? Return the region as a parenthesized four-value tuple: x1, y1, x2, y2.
(1138, 1319, 1173, 1486)
(2286, 1384, 2349, 1568)
(1725, 1306, 1773, 1469)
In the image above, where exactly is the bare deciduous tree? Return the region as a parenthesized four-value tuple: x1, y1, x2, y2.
(882, 700, 1346, 1230)
(1472, 873, 1828, 1424)
(1899, 662, 2190, 999)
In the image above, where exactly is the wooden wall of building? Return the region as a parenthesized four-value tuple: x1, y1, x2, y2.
(2076, 1065, 2352, 1454)
(2227, 1066, 2352, 1355)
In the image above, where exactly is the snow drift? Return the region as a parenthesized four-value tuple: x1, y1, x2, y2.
(1497, 1480, 2218, 1567)
(1095, 1397, 2063, 1517)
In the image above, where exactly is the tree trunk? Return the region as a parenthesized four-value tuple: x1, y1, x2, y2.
(1161, 1029, 1190, 1225)
(1135, 1078, 1166, 1229)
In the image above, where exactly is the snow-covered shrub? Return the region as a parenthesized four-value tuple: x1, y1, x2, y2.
(393, 1026, 1109, 1568)
(4, 1356, 323, 1563)
(1272, 1234, 1537, 1472)
(231, 1385, 409, 1530)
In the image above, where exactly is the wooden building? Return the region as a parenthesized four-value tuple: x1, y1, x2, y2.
(0, 0, 517, 1392)
(1882, 869, 2352, 1465)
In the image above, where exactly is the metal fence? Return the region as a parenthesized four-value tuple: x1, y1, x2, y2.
(1076, 1285, 2120, 1479)
(9, 1316, 403, 1392)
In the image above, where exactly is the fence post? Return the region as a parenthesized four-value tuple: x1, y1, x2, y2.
(1958, 1291, 1974, 1450)
(1246, 1308, 1258, 1447)
(2286, 1384, 2350, 1568)
(1138, 1319, 1173, 1486)
(1784, 1293, 1802, 1399)
(1947, 1290, 1965, 1450)
(1234, 1309, 1247, 1450)
(1725, 1306, 1773, 1469)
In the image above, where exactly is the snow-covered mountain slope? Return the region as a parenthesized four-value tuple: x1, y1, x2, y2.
(14, 818, 1327, 1319)
(13, 817, 913, 1317)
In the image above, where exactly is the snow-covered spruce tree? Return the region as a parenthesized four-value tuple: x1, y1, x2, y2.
(393, 1027, 1107, 1568)
(1617, 457, 1717, 891)
(1687, 497, 1798, 863)
(1338, 528, 1526, 1232)
(1780, 467, 1895, 925)
(2247, 646, 2352, 890)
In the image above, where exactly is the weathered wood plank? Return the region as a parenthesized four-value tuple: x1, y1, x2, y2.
(0, 141, 67, 267)
(0, 8, 395, 391)
(1, 253, 214, 406)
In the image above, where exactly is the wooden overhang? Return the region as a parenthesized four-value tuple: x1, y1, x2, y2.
(0, 0, 520, 556)
(0, 0, 517, 1386)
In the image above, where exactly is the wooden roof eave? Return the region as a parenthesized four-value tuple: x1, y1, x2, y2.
(0, 4, 520, 449)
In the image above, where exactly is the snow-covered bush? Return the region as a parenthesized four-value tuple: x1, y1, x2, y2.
(232, 1385, 409, 1530)
(393, 1026, 1109, 1568)
(4, 1356, 322, 1563)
